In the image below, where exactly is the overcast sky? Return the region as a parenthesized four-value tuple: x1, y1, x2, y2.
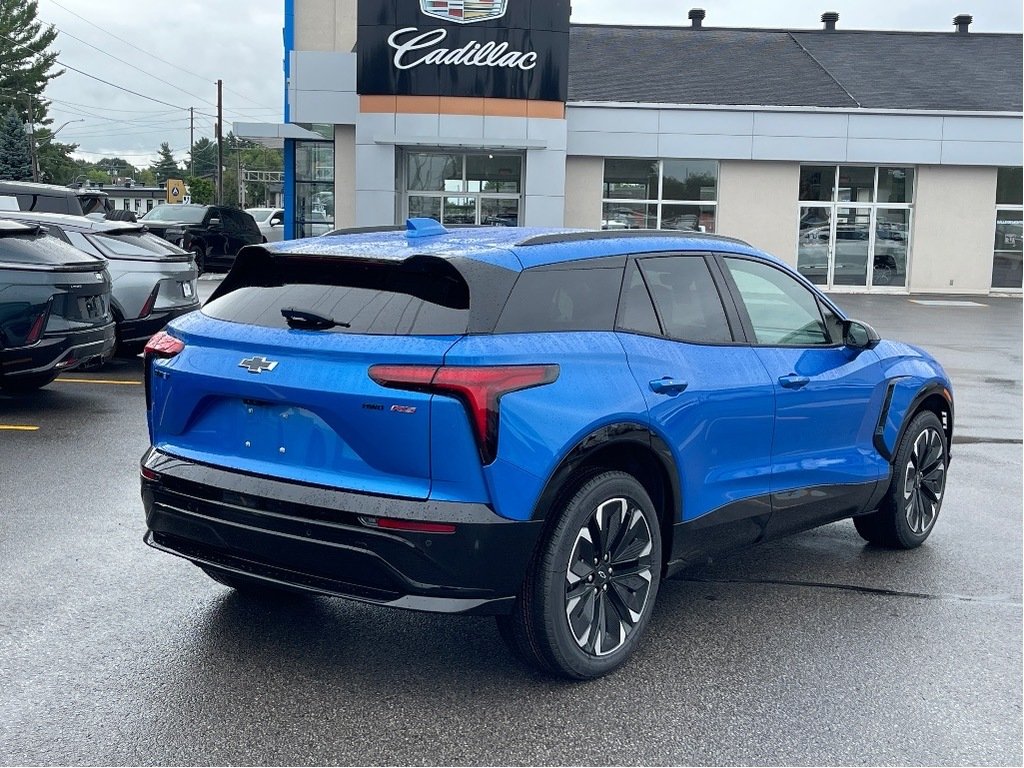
(38, 0, 1022, 169)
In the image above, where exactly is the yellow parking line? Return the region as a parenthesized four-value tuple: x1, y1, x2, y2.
(57, 377, 141, 386)
(0, 425, 40, 431)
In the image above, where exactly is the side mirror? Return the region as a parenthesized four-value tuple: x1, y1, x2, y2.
(208, 217, 221, 227)
(270, 218, 282, 227)
(843, 319, 881, 349)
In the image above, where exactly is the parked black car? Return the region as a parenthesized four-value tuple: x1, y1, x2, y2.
(0, 180, 113, 217)
(139, 205, 263, 274)
(0, 220, 115, 392)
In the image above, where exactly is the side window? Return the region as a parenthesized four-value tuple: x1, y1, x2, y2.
(616, 260, 661, 336)
(723, 257, 831, 346)
(637, 256, 732, 344)
(495, 267, 624, 333)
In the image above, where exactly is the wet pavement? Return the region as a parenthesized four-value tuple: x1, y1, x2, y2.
(0, 291, 1020, 765)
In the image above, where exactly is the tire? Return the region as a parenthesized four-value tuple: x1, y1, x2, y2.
(191, 246, 206, 276)
(200, 565, 296, 597)
(497, 470, 662, 679)
(0, 371, 59, 392)
(854, 411, 948, 549)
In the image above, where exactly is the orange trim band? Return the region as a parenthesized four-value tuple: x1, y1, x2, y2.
(360, 95, 564, 119)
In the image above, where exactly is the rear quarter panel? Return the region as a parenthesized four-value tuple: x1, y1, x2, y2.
(442, 332, 649, 522)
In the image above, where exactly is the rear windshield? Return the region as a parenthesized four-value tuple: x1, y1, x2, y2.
(0, 231, 104, 266)
(203, 256, 473, 336)
(90, 231, 187, 258)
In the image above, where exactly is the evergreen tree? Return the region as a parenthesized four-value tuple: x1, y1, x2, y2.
(150, 142, 180, 183)
(188, 137, 217, 179)
(0, 107, 32, 181)
(0, 1, 63, 125)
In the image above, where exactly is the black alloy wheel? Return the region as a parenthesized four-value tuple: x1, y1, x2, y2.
(564, 496, 655, 657)
(902, 426, 946, 535)
(854, 410, 947, 549)
(497, 471, 662, 679)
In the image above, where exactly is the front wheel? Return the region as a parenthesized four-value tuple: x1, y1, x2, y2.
(497, 471, 662, 679)
(854, 411, 948, 549)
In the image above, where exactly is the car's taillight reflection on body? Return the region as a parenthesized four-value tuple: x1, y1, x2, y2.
(369, 364, 559, 464)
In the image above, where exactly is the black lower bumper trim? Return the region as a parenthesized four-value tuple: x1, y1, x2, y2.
(119, 304, 198, 347)
(141, 449, 542, 615)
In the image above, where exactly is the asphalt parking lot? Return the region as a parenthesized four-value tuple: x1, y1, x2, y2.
(0, 287, 1020, 766)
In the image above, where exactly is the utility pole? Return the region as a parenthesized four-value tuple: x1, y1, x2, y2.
(26, 96, 38, 182)
(189, 107, 194, 177)
(216, 80, 223, 204)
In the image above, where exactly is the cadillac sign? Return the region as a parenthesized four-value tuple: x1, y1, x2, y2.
(357, 0, 570, 101)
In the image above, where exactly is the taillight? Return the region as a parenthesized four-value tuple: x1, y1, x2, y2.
(24, 300, 53, 345)
(144, 330, 184, 359)
(138, 285, 160, 318)
(369, 364, 559, 464)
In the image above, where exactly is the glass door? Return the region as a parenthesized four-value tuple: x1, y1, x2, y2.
(402, 150, 522, 227)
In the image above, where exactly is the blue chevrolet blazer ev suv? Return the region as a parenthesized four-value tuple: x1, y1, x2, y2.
(141, 219, 953, 679)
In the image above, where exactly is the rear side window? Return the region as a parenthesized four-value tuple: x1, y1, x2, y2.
(89, 232, 186, 258)
(638, 256, 732, 344)
(0, 232, 102, 265)
(203, 256, 472, 336)
(616, 261, 661, 336)
(495, 267, 623, 333)
(14, 193, 75, 215)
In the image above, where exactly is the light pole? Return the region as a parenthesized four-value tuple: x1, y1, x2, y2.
(28, 119, 85, 182)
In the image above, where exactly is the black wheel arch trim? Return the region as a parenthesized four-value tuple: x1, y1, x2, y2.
(529, 422, 681, 526)
(874, 379, 954, 462)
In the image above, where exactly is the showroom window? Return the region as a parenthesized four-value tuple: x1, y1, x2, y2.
(798, 166, 914, 290)
(294, 124, 335, 239)
(992, 167, 1022, 290)
(601, 159, 717, 232)
(403, 151, 522, 226)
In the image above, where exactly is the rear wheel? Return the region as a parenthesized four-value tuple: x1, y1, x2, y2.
(0, 371, 59, 392)
(497, 471, 662, 679)
(854, 411, 947, 549)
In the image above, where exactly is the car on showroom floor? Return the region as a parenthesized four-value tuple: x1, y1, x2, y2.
(0, 211, 199, 357)
(0, 220, 115, 391)
(140, 219, 953, 679)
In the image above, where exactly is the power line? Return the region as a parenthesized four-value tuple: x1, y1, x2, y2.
(42, 0, 281, 112)
(0, 29, 188, 111)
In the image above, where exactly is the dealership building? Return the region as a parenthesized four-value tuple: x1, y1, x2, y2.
(239, 1, 1023, 294)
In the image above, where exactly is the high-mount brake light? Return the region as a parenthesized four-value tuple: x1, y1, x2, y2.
(144, 330, 185, 359)
(368, 363, 559, 464)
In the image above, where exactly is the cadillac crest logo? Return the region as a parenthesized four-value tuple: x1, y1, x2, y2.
(420, 0, 509, 24)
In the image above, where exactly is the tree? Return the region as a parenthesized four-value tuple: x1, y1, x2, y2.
(150, 142, 180, 183)
(185, 176, 213, 205)
(0, 1, 63, 126)
(0, 107, 32, 181)
(188, 137, 217, 179)
(34, 132, 78, 183)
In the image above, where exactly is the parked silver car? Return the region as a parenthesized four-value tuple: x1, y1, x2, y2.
(245, 208, 285, 243)
(0, 211, 199, 355)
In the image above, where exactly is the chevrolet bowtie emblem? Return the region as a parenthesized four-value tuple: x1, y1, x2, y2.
(239, 356, 279, 374)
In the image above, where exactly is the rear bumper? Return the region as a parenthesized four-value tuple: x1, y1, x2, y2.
(139, 448, 542, 615)
(0, 321, 115, 379)
(119, 303, 199, 348)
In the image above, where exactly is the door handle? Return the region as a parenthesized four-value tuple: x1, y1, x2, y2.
(649, 377, 689, 395)
(778, 373, 810, 389)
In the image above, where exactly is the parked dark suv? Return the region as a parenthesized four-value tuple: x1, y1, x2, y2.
(140, 205, 263, 274)
(0, 180, 113, 217)
(0, 220, 115, 391)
